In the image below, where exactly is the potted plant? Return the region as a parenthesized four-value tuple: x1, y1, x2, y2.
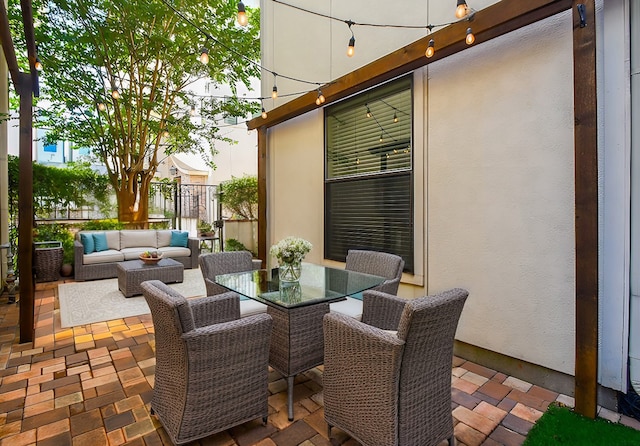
(197, 220, 215, 237)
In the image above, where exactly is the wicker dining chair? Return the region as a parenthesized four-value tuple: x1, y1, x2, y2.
(345, 249, 405, 294)
(323, 288, 469, 446)
(199, 251, 255, 295)
(141, 280, 272, 445)
(199, 251, 267, 317)
(331, 249, 405, 320)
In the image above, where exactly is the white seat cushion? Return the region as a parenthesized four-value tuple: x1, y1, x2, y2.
(83, 250, 125, 265)
(330, 297, 364, 321)
(240, 299, 268, 317)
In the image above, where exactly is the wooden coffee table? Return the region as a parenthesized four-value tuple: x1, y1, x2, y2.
(117, 258, 184, 297)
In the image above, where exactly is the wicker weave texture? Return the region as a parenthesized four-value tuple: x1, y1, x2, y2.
(117, 259, 184, 297)
(34, 246, 63, 282)
(267, 303, 329, 376)
(323, 288, 469, 446)
(199, 251, 254, 296)
(345, 250, 405, 295)
(141, 280, 272, 445)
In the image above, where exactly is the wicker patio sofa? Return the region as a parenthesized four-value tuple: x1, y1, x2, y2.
(74, 229, 200, 281)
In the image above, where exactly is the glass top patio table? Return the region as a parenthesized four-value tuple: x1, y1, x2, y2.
(214, 262, 385, 309)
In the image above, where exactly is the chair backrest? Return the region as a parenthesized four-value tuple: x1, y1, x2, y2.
(396, 288, 469, 446)
(345, 249, 405, 294)
(199, 251, 254, 295)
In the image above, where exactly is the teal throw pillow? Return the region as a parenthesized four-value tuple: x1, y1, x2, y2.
(80, 233, 95, 254)
(170, 231, 189, 248)
(93, 232, 109, 252)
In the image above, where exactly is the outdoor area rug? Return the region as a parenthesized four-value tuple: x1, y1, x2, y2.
(58, 268, 206, 328)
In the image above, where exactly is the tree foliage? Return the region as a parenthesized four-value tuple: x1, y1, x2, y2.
(13, 0, 261, 225)
(220, 175, 257, 219)
(7, 154, 112, 219)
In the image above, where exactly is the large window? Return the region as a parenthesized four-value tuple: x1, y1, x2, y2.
(324, 76, 413, 272)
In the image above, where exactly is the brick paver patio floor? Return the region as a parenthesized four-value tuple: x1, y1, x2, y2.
(1, 279, 639, 445)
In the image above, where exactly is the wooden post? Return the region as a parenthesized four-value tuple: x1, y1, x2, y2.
(17, 71, 34, 343)
(573, 0, 598, 418)
(257, 127, 267, 266)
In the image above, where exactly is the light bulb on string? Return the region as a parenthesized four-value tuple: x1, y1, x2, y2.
(163, 129, 169, 138)
(98, 103, 106, 111)
(455, 0, 468, 19)
(199, 46, 209, 64)
(393, 112, 398, 123)
(237, 2, 248, 26)
(465, 27, 475, 45)
(315, 89, 325, 106)
(425, 39, 435, 58)
(366, 104, 371, 118)
(190, 105, 196, 116)
(379, 132, 384, 142)
(34, 57, 43, 71)
(272, 74, 278, 99)
(111, 89, 120, 100)
(346, 21, 355, 57)
(261, 100, 268, 119)
(347, 36, 355, 57)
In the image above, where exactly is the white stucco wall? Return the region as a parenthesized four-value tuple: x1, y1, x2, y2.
(426, 12, 575, 374)
(260, 1, 621, 379)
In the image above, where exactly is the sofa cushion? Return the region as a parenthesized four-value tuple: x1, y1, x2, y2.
(83, 250, 125, 265)
(157, 230, 173, 247)
(80, 233, 95, 254)
(170, 230, 189, 248)
(93, 233, 109, 252)
(121, 230, 158, 249)
(120, 247, 157, 261)
(157, 247, 191, 258)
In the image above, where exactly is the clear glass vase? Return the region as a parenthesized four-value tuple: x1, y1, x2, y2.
(279, 261, 301, 282)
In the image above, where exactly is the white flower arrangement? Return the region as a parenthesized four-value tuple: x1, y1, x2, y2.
(270, 236, 312, 265)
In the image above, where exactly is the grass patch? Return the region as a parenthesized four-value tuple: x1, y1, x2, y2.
(524, 403, 640, 445)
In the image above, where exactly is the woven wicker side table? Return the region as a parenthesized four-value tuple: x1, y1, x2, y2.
(117, 258, 184, 298)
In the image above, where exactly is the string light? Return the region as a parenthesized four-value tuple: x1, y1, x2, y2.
(346, 21, 355, 57)
(261, 100, 268, 119)
(366, 104, 371, 118)
(98, 102, 106, 111)
(425, 39, 435, 58)
(315, 89, 325, 106)
(199, 45, 209, 64)
(111, 89, 120, 100)
(393, 112, 398, 123)
(456, 0, 469, 19)
(34, 57, 43, 71)
(465, 27, 475, 45)
(190, 105, 196, 116)
(237, 1, 248, 27)
(272, 73, 278, 99)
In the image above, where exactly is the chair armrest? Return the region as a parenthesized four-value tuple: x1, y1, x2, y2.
(374, 277, 401, 295)
(188, 292, 241, 327)
(361, 290, 407, 330)
(323, 312, 405, 433)
(187, 238, 200, 268)
(204, 277, 233, 297)
(74, 240, 85, 270)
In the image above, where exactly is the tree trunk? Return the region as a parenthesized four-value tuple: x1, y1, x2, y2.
(116, 172, 151, 228)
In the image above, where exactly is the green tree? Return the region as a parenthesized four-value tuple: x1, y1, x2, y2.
(220, 175, 257, 219)
(20, 0, 260, 226)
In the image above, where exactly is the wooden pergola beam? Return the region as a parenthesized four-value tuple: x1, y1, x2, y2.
(250, 0, 600, 419)
(0, 0, 38, 343)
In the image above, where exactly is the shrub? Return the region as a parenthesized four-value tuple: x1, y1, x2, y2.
(219, 176, 257, 220)
(225, 238, 248, 252)
(33, 223, 75, 265)
(81, 219, 125, 231)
